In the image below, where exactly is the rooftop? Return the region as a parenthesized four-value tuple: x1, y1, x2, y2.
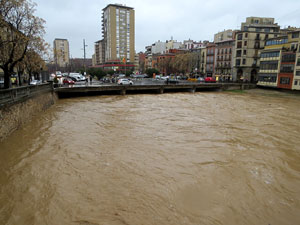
(103, 4, 134, 11)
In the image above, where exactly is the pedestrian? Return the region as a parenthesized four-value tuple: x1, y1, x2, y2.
(90, 75, 92, 84)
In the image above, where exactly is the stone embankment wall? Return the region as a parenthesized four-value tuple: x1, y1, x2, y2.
(0, 84, 56, 141)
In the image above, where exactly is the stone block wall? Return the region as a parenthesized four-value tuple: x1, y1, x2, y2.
(0, 91, 57, 141)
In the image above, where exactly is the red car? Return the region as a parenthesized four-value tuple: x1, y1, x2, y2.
(63, 78, 75, 85)
(205, 77, 216, 83)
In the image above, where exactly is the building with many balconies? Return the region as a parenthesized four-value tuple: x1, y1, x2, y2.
(206, 43, 216, 77)
(53, 38, 70, 68)
(102, 4, 135, 63)
(214, 30, 236, 81)
(233, 17, 280, 82)
(257, 30, 300, 90)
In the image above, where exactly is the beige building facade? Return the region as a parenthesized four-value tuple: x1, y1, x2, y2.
(94, 39, 105, 65)
(233, 17, 280, 82)
(53, 38, 70, 68)
(102, 4, 135, 63)
(214, 29, 235, 43)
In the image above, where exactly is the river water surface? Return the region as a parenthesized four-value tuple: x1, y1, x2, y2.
(0, 89, 300, 225)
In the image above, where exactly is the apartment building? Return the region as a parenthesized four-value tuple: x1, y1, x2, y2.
(233, 17, 280, 82)
(94, 39, 105, 65)
(166, 39, 182, 51)
(214, 30, 236, 81)
(199, 47, 206, 75)
(53, 38, 70, 68)
(183, 39, 206, 51)
(206, 43, 216, 76)
(151, 40, 167, 54)
(214, 29, 235, 43)
(102, 4, 135, 63)
(293, 31, 300, 90)
(257, 30, 300, 90)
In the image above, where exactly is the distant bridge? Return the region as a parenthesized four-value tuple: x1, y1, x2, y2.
(54, 83, 256, 97)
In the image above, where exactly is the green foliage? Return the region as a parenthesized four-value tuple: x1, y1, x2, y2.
(125, 69, 133, 76)
(145, 68, 160, 77)
(107, 70, 115, 75)
(87, 68, 106, 80)
(76, 68, 85, 75)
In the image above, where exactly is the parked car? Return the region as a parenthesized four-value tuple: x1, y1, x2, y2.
(118, 78, 133, 85)
(155, 75, 161, 80)
(165, 78, 179, 84)
(63, 78, 75, 85)
(30, 80, 42, 85)
(205, 77, 216, 83)
(69, 73, 86, 81)
(68, 76, 77, 82)
(197, 77, 205, 82)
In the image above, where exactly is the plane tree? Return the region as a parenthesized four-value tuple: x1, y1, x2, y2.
(0, 0, 47, 88)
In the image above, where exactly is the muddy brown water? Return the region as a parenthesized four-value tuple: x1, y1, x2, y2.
(1, 89, 300, 225)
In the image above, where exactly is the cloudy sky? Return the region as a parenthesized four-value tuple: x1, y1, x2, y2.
(33, 0, 300, 59)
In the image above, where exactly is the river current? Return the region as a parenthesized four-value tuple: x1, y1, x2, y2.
(0, 89, 300, 225)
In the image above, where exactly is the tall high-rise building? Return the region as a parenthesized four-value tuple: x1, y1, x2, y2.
(53, 38, 70, 68)
(102, 4, 135, 63)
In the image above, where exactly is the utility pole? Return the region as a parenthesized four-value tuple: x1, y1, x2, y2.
(83, 39, 88, 75)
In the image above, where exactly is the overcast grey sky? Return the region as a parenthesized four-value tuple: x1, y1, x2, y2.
(33, 0, 300, 59)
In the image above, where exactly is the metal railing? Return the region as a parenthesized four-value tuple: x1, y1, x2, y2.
(0, 83, 52, 107)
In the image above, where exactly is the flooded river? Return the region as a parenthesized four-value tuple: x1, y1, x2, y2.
(1, 89, 300, 225)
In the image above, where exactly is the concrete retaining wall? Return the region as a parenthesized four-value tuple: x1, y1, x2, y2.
(0, 90, 57, 141)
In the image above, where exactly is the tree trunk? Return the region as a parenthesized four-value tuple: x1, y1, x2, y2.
(3, 66, 11, 89)
(18, 71, 22, 86)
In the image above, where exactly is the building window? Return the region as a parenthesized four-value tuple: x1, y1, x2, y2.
(261, 51, 280, 58)
(236, 59, 241, 66)
(280, 64, 294, 73)
(258, 74, 277, 83)
(237, 41, 242, 48)
(244, 41, 247, 46)
(292, 32, 299, 39)
(245, 33, 248, 38)
(243, 50, 247, 55)
(282, 54, 296, 63)
(260, 61, 278, 70)
(265, 34, 269, 40)
(242, 58, 246, 65)
(237, 34, 243, 40)
(265, 28, 270, 32)
(280, 77, 290, 85)
(295, 81, 298, 85)
(295, 71, 300, 76)
(236, 50, 242, 57)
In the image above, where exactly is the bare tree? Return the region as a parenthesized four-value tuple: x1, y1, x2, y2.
(0, 0, 46, 89)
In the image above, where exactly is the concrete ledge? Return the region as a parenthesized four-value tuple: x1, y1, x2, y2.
(55, 83, 256, 97)
(0, 91, 57, 141)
